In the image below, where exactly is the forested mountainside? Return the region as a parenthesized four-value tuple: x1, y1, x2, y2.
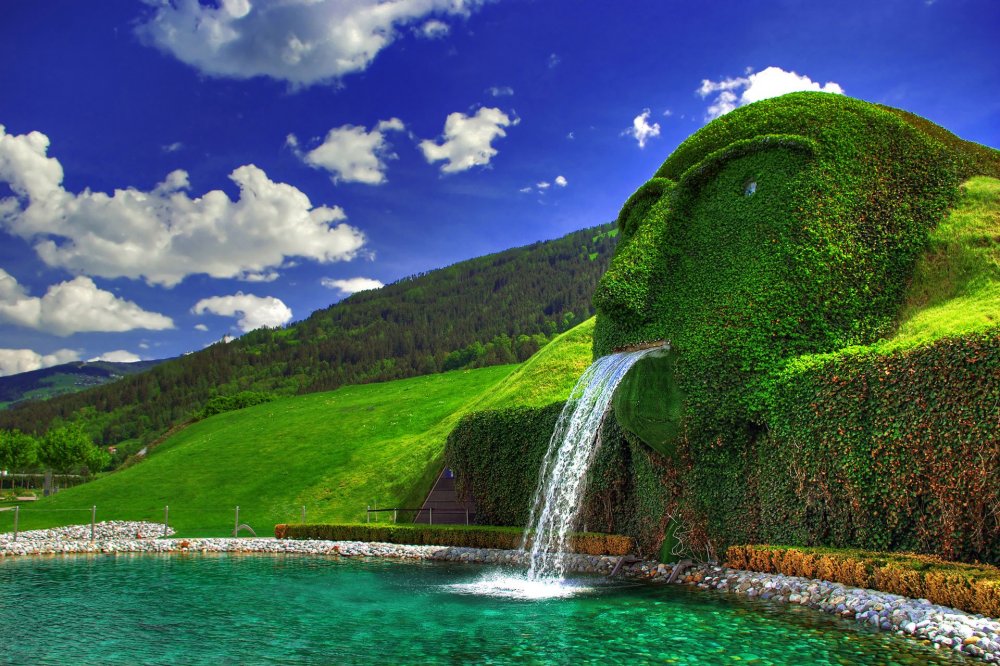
(0, 224, 618, 445)
(0, 360, 165, 408)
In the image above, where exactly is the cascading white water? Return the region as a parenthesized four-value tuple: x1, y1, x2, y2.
(522, 346, 663, 581)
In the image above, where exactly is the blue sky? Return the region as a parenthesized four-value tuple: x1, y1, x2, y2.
(1, 0, 998, 375)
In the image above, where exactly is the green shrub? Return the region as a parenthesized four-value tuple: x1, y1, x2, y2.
(197, 391, 276, 419)
(275, 522, 634, 556)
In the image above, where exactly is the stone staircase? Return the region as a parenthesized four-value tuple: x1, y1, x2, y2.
(413, 467, 477, 524)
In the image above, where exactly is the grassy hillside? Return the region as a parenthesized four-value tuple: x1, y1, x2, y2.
(2, 365, 516, 536)
(1, 318, 598, 537)
(0, 224, 617, 447)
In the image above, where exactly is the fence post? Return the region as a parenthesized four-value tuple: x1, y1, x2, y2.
(90, 505, 96, 541)
(429, 507, 433, 525)
(366, 505, 370, 524)
(164, 505, 169, 537)
(301, 505, 306, 524)
(234, 506, 239, 536)
(465, 507, 469, 525)
(393, 509, 397, 524)
(13, 505, 18, 542)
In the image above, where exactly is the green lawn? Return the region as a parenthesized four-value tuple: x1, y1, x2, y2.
(1, 366, 517, 537)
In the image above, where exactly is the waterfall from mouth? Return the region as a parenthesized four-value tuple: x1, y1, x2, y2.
(522, 346, 663, 581)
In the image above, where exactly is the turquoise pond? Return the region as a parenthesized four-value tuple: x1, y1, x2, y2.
(0, 555, 968, 665)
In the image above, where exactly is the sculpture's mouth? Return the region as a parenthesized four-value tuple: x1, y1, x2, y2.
(613, 339, 669, 354)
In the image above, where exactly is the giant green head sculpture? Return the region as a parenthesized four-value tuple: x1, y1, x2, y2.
(595, 92, 992, 457)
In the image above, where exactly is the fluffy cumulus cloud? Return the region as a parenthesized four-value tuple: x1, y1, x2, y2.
(137, 0, 484, 87)
(0, 125, 366, 287)
(289, 118, 405, 185)
(0, 268, 174, 336)
(0, 348, 79, 377)
(88, 350, 142, 363)
(192, 292, 293, 333)
(419, 107, 517, 173)
(625, 109, 660, 149)
(486, 86, 514, 97)
(698, 66, 845, 120)
(321, 276, 385, 296)
(554, 175, 567, 187)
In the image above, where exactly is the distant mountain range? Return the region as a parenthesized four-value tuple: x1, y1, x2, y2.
(0, 360, 166, 409)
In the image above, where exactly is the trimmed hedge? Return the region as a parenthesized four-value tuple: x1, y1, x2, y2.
(274, 522, 634, 556)
(754, 330, 1000, 564)
(726, 544, 1000, 618)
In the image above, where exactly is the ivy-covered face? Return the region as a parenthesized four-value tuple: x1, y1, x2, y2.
(594, 92, 962, 457)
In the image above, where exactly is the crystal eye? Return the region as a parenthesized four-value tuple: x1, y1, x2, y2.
(744, 180, 757, 197)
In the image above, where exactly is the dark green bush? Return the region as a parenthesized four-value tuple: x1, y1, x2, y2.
(198, 391, 276, 419)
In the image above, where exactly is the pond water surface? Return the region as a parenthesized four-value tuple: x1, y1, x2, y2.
(0, 554, 969, 665)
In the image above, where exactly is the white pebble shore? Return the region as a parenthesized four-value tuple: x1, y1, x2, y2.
(2, 521, 999, 663)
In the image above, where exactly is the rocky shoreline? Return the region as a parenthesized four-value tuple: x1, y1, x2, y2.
(2, 522, 998, 663)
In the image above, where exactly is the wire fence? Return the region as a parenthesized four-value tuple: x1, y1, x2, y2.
(0, 502, 327, 540)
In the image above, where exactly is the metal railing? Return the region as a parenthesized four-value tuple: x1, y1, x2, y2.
(365, 506, 476, 525)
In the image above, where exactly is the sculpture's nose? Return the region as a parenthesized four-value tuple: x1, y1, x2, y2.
(611, 347, 683, 458)
(593, 240, 655, 322)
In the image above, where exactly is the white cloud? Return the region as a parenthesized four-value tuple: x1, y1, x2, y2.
(88, 350, 142, 363)
(321, 276, 384, 296)
(162, 142, 183, 153)
(0, 125, 366, 287)
(624, 109, 660, 148)
(536, 181, 551, 190)
(0, 348, 79, 377)
(547, 53, 561, 69)
(518, 186, 533, 194)
(289, 118, 405, 185)
(194, 324, 209, 332)
(554, 175, 567, 187)
(192, 292, 293, 332)
(419, 107, 516, 173)
(136, 0, 483, 88)
(566, 131, 575, 140)
(486, 86, 514, 97)
(0, 268, 174, 336)
(698, 66, 845, 120)
(418, 19, 450, 39)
